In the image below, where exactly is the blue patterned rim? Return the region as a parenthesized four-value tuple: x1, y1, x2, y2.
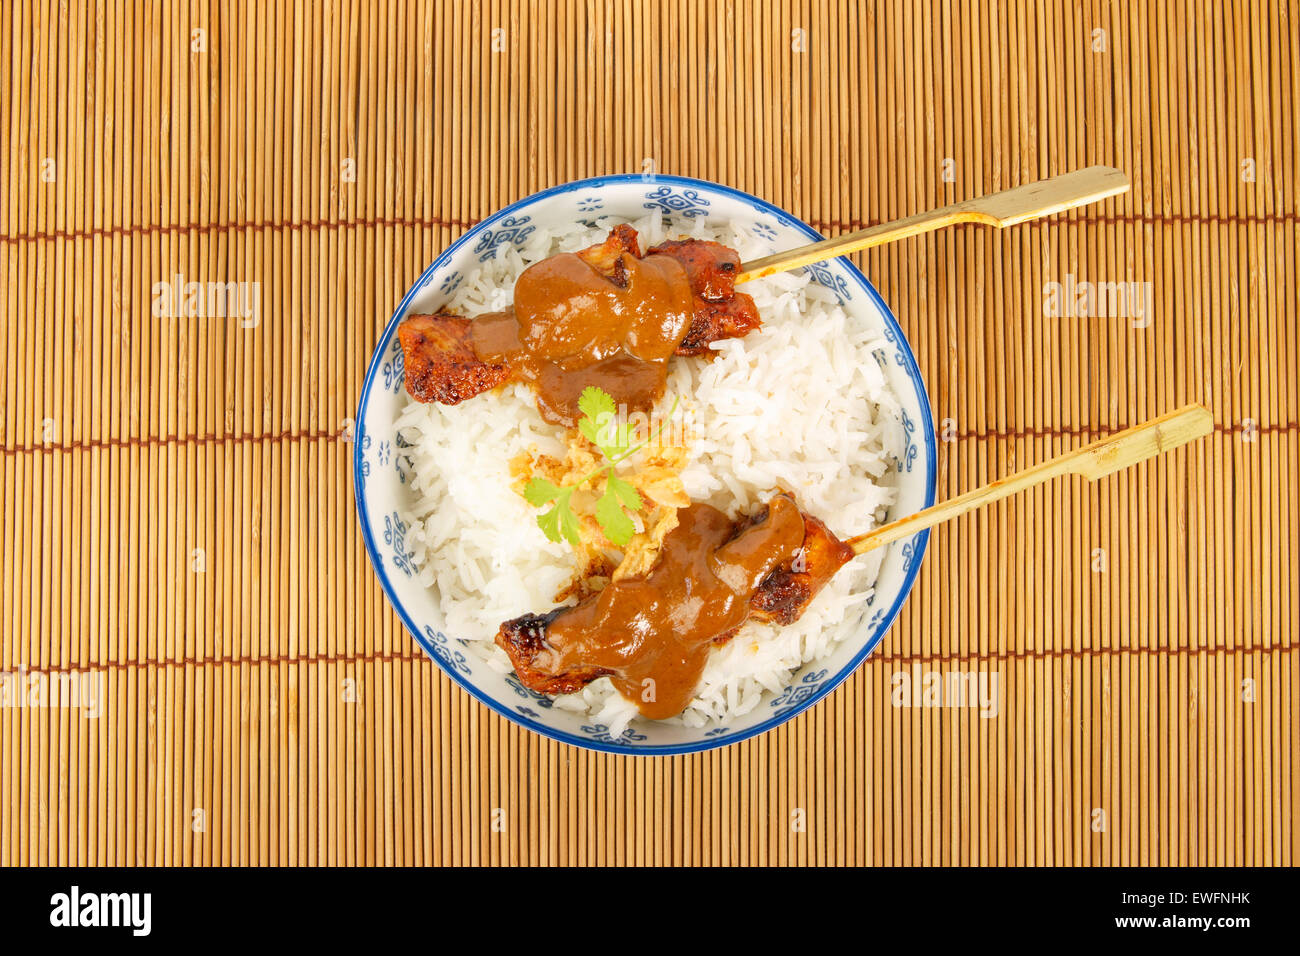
(353, 174, 938, 755)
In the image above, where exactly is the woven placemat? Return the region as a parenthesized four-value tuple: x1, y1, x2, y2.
(1, 0, 1295, 865)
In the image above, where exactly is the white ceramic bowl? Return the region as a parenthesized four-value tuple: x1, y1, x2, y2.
(354, 175, 936, 754)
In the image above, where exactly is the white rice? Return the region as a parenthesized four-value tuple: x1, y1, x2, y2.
(396, 213, 904, 735)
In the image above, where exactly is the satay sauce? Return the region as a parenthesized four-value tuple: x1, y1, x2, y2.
(541, 496, 806, 719)
(470, 251, 695, 425)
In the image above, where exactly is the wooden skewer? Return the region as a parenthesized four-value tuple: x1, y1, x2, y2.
(736, 165, 1131, 283)
(847, 404, 1214, 556)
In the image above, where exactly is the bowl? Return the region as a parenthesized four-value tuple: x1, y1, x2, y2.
(353, 174, 936, 754)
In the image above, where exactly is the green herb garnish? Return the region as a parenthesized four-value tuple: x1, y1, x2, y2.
(524, 385, 678, 547)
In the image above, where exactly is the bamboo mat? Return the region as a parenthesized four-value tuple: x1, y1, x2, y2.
(1, 0, 1296, 867)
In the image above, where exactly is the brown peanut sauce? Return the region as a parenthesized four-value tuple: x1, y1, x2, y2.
(470, 251, 696, 425)
(541, 495, 806, 719)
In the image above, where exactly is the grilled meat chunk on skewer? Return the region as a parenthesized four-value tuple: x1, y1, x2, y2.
(748, 512, 855, 625)
(496, 609, 613, 697)
(494, 495, 856, 714)
(396, 227, 761, 409)
(674, 294, 764, 356)
(575, 222, 641, 278)
(645, 238, 740, 300)
(397, 313, 511, 405)
(643, 237, 762, 355)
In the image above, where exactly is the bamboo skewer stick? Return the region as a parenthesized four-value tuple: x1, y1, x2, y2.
(847, 405, 1214, 556)
(736, 165, 1131, 283)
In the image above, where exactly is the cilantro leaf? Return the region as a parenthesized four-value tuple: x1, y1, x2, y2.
(556, 497, 582, 545)
(605, 472, 643, 512)
(523, 477, 563, 506)
(577, 385, 638, 460)
(595, 486, 636, 546)
(578, 385, 616, 424)
(536, 504, 562, 543)
(536, 488, 581, 545)
(577, 414, 602, 448)
(606, 419, 637, 458)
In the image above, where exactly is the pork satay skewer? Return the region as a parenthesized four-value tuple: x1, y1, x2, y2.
(401, 167, 1129, 418)
(736, 165, 1130, 283)
(398, 225, 760, 422)
(498, 404, 1212, 715)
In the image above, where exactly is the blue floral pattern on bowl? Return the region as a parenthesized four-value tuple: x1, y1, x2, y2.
(580, 723, 649, 745)
(901, 536, 921, 575)
(353, 174, 937, 755)
(382, 512, 416, 578)
(770, 669, 830, 717)
(805, 260, 853, 303)
(504, 673, 555, 709)
(898, 409, 918, 473)
(358, 433, 372, 489)
(867, 607, 886, 633)
(643, 185, 711, 218)
(439, 270, 463, 296)
(381, 339, 405, 393)
(473, 214, 535, 261)
(423, 626, 471, 676)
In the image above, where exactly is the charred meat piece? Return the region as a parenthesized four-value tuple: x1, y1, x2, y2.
(646, 238, 740, 300)
(495, 608, 612, 696)
(749, 514, 855, 625)
(648, 238, 762, 355)
(675, 295, 763, 356)
(576, 223, 642, 278)
(397, 313, 511, 405)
